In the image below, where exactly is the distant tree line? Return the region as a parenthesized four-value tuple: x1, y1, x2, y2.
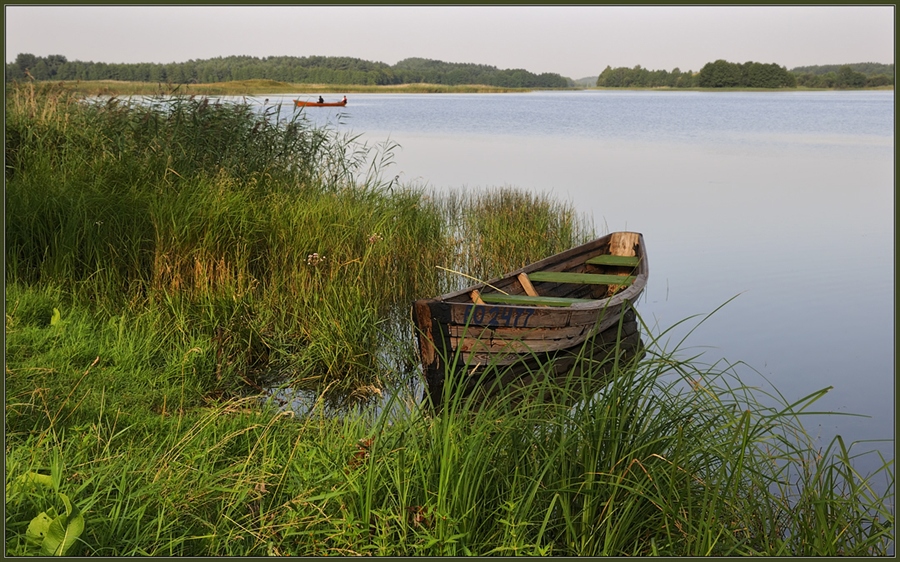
(696, 60, 797, 88)
(791, 62, 893, 76)
(7, 53, 891, 90)
(597, 60, 798, 89)
(5, 53, 569, 88)
(790, 63, 894, 89)
(597, 60, 893, 89)
(596, 65, 697, 88)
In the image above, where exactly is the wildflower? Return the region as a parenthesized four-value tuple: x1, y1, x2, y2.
(307, 252, 325, 266)
(348, 437, 374, 469)
(368, 233, 383, 244)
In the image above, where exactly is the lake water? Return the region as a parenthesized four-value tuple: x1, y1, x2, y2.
(254, 90, 894, 480)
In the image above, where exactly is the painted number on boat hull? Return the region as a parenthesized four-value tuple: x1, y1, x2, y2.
(470, 305, 535, 327)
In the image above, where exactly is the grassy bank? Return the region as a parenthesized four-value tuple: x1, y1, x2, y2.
(9, 79, 891, 98)
(16, 79, 535, 97)
(6, 317, 894, 555)
(5, 81, 893, 555)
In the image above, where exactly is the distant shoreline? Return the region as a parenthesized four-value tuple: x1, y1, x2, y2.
(15, 79, 894, 97)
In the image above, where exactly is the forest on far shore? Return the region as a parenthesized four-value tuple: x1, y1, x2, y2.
(596, 60, 893, 89)
(4, 55, 568, 89)
(5, 53, 894, 90)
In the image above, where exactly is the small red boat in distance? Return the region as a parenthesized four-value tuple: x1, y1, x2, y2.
(294, 98, 347, 107)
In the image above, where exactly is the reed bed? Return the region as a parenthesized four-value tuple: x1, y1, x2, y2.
(437, 187, 594, 287)
(6, 81, 591, 408)
(6, 81, 449, 406)
(37, 79, 530, 97)
(5, 81, 893, 555)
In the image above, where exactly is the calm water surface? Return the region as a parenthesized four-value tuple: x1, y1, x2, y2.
(255, 91, 894, 477)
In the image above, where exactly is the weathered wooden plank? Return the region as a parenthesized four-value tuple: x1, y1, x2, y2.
(459, 322, 642, 382)
(528, 271, 636, 285)
(413, 301, 437, 369)
(517, 272, 539, 297)
(455, 334, 589, 355)
(488, 330, 644, 394)
(478, 293, 593, 306)
(609, 231, 640, 257)
(452, 314, 638, 365)
(446, 300, 626, 329)
(450, 313, 636, 345)
(448, 323, 598, 341)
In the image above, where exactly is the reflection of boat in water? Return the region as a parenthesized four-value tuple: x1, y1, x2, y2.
(294, 99, 347, 107)
(412, 231, 648, 407)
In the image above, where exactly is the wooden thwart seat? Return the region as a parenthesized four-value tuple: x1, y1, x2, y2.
(585, 255, 641, 267)
(527, 271, 636, 285)
(468, 254, 639, 307)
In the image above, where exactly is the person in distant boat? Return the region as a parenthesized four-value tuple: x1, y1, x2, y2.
(318, 96, 324, 104)
(342, 95, 347, 104)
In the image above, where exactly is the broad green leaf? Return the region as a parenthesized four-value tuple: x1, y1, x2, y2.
(26, 511, 54, 546)
(43, 514, 68, 556)
(43, 516, 84, 556)
(41, 493, 85, 556)
(50, 307, 61, 326)
(7, 471, 54, 496)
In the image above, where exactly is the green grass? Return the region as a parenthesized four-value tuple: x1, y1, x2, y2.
(5, 81, 893, 555)
(5, 316, 894, 555)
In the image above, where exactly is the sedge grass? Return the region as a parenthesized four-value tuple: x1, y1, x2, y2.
(5, 313, 893, 555)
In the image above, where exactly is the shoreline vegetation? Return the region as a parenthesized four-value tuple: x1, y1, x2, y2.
(7, 53, 895, 91)
(5, 81, 894, 556)
(43, 79, 535, 96)
(7, 78, 895, 98)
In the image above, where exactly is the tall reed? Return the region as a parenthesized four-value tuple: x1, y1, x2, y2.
(434, 187, 594, 290)
(5, 82, 591, 411)
(6, 82, 448, 401)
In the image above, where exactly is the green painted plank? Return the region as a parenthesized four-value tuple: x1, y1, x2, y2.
(585, 255, 641, 267)
(478, 294, 594, 307)
(528, 271, 635, 285)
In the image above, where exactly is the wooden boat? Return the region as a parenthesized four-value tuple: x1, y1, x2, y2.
(293, 99, 347, 107)
(412, 231, 648, 407)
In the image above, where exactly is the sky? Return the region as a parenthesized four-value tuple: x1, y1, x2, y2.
(5, 5, 895, 79)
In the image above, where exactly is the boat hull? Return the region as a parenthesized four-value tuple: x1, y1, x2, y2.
(412, 231, 648, 407)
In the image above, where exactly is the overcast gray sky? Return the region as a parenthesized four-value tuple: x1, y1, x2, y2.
(5, 5, 895, 79)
